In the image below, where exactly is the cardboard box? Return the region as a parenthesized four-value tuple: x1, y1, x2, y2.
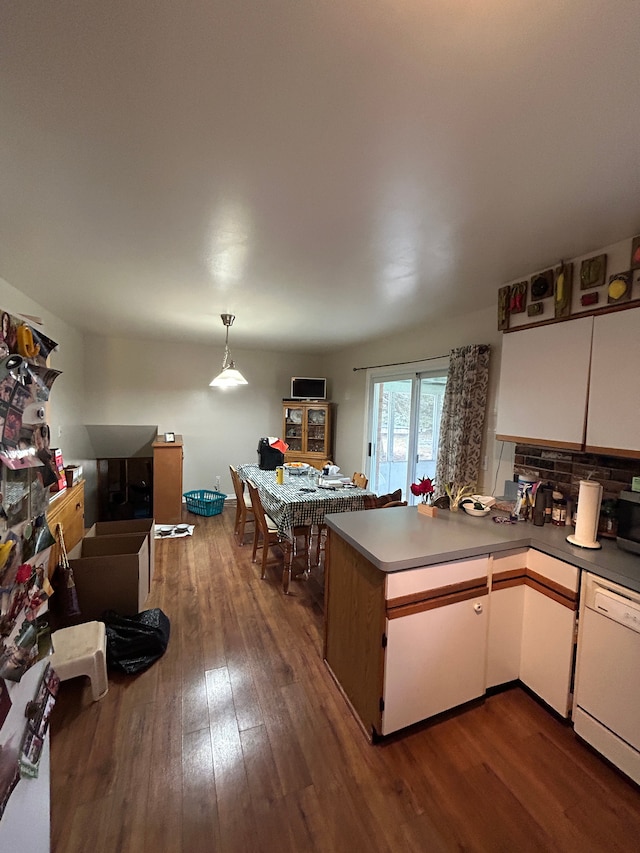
(84, 518, 155, 585)
(68, 533, 149, 622)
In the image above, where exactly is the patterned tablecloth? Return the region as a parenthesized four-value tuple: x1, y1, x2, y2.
(237, 464, 369, 538)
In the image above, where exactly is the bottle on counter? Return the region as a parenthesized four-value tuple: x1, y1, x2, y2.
(552, 496, 567, 526)
(543, 484, 553, 523)
(533, 484, 546, 526)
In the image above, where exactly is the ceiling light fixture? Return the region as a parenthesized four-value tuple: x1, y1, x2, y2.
(209, 313, 248, 388)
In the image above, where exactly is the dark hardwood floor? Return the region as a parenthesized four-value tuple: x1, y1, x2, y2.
(50, 508, 640, 852)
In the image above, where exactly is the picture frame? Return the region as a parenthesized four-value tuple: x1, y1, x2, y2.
(554, 261, 573, 319)
(509, 281, 527, 314)
(580, 254, 607, 290)
(164, 432, 175, 443)
(530, 269, 554, 300)
(607, 271, 631, 305)
(497, 285, 510, 330)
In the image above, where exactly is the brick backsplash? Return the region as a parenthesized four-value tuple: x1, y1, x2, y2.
(513, 445, 640, 502)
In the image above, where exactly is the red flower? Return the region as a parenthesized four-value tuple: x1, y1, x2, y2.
(410, 477, 434, 499)
(16, 564, 32, 584)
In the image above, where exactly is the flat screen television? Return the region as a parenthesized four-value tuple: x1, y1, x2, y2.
(290, 377, 327, 400)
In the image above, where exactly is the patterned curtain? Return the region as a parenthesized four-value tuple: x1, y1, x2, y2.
(435, 344, 490, 495)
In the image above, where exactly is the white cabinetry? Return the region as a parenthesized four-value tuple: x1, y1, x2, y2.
(496, 317, 593, 449)
(586, 308, 640, 454)
(487, 549, 578, 717)
(487, 549, 526, 688)
(382, 557, 489, 736)
(520, 588, 576, 716)
(326, 532, 581, 739)
(496, 306, 640, 457)
(519, 551, 579, 717)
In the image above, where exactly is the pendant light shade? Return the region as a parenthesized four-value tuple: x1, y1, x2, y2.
(210, 314, 248, 387)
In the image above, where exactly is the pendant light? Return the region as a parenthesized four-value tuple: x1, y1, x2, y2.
(209, 314, 248, 387)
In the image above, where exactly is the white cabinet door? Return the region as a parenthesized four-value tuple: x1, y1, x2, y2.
(520, 586, 576, 717)
(586, 308, 640, 454)
(487, 549, 527, 688)
(487, 585, 524, 688)
(519, 550, 578, 717)
(382, 594, 488, 735)
(496, 317, 593, 449)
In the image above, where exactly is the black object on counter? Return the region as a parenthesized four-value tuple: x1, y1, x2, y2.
(533, 486, 546, 526)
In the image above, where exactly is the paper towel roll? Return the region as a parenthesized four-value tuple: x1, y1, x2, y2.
(567, 479, 603, 549)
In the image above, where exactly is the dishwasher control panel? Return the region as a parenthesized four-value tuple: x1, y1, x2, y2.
(593, 588, 640, 634)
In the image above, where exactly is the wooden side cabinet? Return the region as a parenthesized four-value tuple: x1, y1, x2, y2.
(152, 435, 184, 524)
(46, 481, 85, 576)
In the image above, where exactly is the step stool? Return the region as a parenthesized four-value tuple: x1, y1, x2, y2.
(50, 621, 109, 701)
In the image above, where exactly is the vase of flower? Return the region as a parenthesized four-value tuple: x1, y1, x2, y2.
(411, 477, 438, 517)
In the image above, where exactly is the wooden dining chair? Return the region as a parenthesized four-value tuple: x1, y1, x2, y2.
(363, 488, 403, 509)
(353, 472, 368, 489)
(230, 465, 255, 545)
(246, 480, 311, 593)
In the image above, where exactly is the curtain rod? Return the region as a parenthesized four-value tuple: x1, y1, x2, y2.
(352, 344, 489, 372)
(352, 354, 448, 372)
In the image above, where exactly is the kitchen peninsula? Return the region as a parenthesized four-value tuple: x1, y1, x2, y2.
(323, 506, 640, 782)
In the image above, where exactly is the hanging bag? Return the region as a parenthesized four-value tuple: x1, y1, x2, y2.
(52, 523, 81, 622)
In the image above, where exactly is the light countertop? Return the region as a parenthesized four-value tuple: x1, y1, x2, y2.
(324, 506, 640, 593)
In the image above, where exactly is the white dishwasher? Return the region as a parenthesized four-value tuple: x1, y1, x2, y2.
(573, 572, 640, 784)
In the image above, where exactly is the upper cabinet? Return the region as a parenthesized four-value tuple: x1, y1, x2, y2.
(496, 307, 640, 456)
(496, 317, 593, 450)
(586, 310, 640, 456)
(283, 401, 334, 467)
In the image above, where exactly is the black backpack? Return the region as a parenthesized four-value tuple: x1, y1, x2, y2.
(257, 437, 284, 470)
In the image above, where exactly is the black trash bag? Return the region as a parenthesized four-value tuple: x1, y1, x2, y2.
(103, 608, 170, 674)
(257, 437, 284, 470)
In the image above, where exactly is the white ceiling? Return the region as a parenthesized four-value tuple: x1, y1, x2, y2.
(1, 1, 639, 353)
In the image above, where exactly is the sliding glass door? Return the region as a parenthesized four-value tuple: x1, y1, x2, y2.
(367, 366, 447, 502)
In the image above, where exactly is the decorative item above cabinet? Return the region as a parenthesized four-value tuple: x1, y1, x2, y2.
(497, 235, 640, 332)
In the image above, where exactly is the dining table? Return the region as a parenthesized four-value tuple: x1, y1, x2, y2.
(236, 463, 371, 589)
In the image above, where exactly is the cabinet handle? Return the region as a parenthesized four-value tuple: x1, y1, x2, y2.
(473, 602, 483, 614)
(75, 503, 81, 510)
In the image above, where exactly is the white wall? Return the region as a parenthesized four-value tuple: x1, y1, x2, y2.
(322, 305, 515, 497)
(0, 273, 515, 507)
(82, 335, 325, 498)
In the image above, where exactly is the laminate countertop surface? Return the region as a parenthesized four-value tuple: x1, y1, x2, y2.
(324, 506, 640, 593)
